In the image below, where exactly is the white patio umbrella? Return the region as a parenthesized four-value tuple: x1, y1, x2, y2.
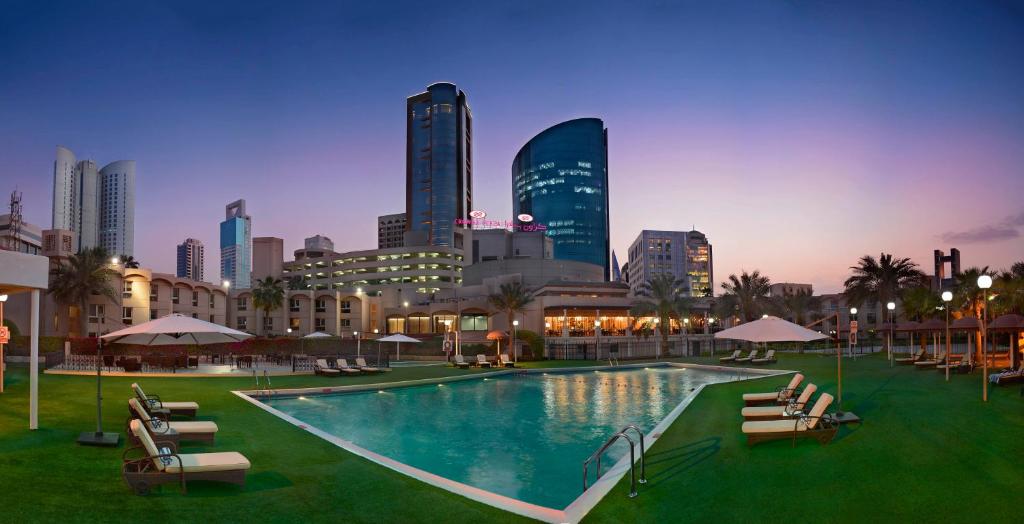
(79, 315, 253, 446)
(377, 333, 420, 361)
(713, 315, 827, 343)
(302, 331, 334, 339)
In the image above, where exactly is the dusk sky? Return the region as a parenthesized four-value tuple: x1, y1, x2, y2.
(2, 0, 1022, 293)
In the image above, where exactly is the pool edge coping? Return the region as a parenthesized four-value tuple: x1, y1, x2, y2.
(233, 362, 796, 523)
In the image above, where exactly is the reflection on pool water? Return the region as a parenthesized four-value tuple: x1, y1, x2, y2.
(265, 366, 742, 509)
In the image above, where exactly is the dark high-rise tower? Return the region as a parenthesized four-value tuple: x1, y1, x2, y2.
(513, 118, 610, 278)
(406, 82, 472, 248)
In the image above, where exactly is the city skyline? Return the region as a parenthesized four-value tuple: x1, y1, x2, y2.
(2, 1, 1023, 293)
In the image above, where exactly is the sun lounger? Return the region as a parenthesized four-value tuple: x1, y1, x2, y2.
(742, 384, 817, 421)
(453, 354, 471, 369)
(894, 348, 926, 365)
(499, 354, 515, 367)
(355, 357, 383, 373)
(936, 353, 963, 371)
(123, 419, 249, 495)
(128, 398, 218, 445)
(476, 354, 493, 368)
(132, 383, 198, 418)
(742, 393, 837, 447)
(914, 351, 947, 368)
(335, 359, 361, 374)
(743, 373, 804, 406)
(735, 350, 759, 363)
(990, 362, 1024, 385)
(314, 359, 341, 376)
(719, 350, 741, 363)
(751, 350, 777, 364)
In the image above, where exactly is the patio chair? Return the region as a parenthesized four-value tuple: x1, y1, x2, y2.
(476, 354, 493, 368)
(743, 373, 804, 406)
(719, 350, 741, 363)
(914, 350, 947, 369)
(314, 358, 341, 376)
(936, 352, 963, 372)
(742, 384, 817, 421)
(894, 348, 926, 365)
(132, 383, 198, 418)
(128, 398, 218, 445)
(989, 362, 1024, 385)
(742, 393, 837, 447)
(499, 354, 515, 368)
(751, 350, 777, 364)
(334, 358, 361, 375)
(735, 350, 759, 363)
(355, 357, 383, 373)
(453, 354, 471, 369)
(123, 419, 250, 495)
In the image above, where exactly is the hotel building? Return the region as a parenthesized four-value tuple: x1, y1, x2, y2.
(626, 230, 713, 297)
(51, 146, 136, 255)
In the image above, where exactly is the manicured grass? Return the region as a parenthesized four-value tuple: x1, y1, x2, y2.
(585, 353, 1022, 523)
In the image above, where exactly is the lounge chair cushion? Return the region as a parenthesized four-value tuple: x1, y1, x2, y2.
(160, 401, 199, 411)
(742, 419, 801, 434)
(164, 452, 251, 474)
(168, 421, 219, 434)
(741, 405, 790, 418)
(742, 373, 804, 402)
(742, 392, 779, 402)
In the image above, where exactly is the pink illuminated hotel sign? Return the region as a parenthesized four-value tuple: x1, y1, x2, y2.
(455, 211, 547, 232)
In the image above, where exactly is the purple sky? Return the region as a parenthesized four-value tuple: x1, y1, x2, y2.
(2, 1, 1022, 293)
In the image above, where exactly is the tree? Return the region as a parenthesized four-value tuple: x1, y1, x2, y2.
(252, 276, 285, 335)
(777, 289, 822, 326)
(843, 253, 925, 309)
(118, 255, 140, 269)
(286, 275, 306, 291)
(48, 247, 120, 337)
(992, 262, 1024, 316)
(719, 270, 772, 322)
(901, 286, 942, 354)
(630, 273, 691, 357)
(952, 266, 992, 320)
(487, 282, 535, 358)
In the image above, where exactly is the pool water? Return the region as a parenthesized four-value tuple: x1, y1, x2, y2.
(265, 366, 741, 509)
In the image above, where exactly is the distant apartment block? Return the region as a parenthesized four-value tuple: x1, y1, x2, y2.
(378, 212, 406, 249)
(0, 214, 42, 255)
(176, 238, 205, 281)
(627, 230, 713, 297)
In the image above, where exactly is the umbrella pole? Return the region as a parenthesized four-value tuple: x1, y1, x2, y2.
(77, 338, 119, 446)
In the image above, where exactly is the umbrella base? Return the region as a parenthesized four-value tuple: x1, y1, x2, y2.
(830, 411, 861, 425)
(77, 431, 120, 447)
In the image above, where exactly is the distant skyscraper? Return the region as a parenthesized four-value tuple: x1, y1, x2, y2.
(220, 200, 252, 289)
(626, 230, 713, 297)
(176, 238, 205, 281)
(51, 146, 135, 255)
(406, 82, 472, 248)
(611, 250, 623, 282)
(304, 234, 334, 252)
(252, 236, 284, 282)
(377, 212, 406, 249)
(513, 118, 610, 278)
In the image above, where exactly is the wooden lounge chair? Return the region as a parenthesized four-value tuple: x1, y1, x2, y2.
(914, 351, 947, 369)
(453, 354, 471, 369)
(128, 398, 218, 445)
(936, 352, 963, 372)
(334, 359, 361, 375)
(355, 357, 383, 373)
(751, 350, 777, 364)
(735, 350, 759, 363)
(499, 354, 515, 368)
(132, 383, 198, 418)
(742, 384, 817, 421)
(894, 348, 926, 365)
(743, 373, 804, 406)
(719, 350, 741, 363)
(123, 419, 250, 495)
(476, 354, 493, 368)
(314, 359, 341, 376)
(990, 362, 1024, 385)
(742, 393, 838, 447)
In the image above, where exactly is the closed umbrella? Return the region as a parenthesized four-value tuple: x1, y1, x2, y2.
(377, 333, 420, 361)
(487, 330, 507, 361)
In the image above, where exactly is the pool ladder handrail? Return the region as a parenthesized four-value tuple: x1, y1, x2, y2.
(582, 424, 647, 497)
(253, 370, 274, 398)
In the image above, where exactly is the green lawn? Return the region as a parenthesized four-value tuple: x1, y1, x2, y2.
(1, 355, 1021, 523)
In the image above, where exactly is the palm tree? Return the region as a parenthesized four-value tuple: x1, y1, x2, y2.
(286, 275, 306, 291)
(487, 282, 535, 359)
(777, 289, 822, 326)
(118, 255, 140, 268)
(630, 273, 691, 357)
(952, 266, 992, 319)
(843, 253, 925, 311)
(901, 286, 942, 355)
(48, 247, 120, 337)
(252, 276, 285, 335)
(719, 270, 772, 322)
(992, 261, 1024, 315)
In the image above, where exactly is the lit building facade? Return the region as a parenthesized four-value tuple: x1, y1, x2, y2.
(406, 82, 472, 248)
(626, 230, 713, 297)
(220, 199, 252, 289)
(377, 212, 406, 249)
(97, 160, 136, 256)
(176, 238, 205, 281)
(513, 118, 610, 279)
(51, 146, 135, 255)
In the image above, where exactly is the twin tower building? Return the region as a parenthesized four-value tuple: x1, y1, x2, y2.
(51, 145, 136, 257)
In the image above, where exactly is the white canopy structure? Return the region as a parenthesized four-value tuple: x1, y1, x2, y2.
(0, 250, 49, 431)
(302, 331, 334, 339)
(377, 333, 420, 360)
(101, 313, 253, 345)
(714, 316, 827, 343)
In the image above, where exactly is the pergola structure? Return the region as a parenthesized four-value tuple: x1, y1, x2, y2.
(0, 250, 49, 429)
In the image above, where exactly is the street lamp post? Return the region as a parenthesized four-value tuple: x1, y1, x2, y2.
(886, 302, 896, 367)
(354, 331, 360, 357)
(594, 320, 601, 361)
(0, 293, 7, 394)
(443, 319, 452, 363)
(653, 317, 660, 358)
(978, 275, 992, 402)
(683, 317, 690, 357)
(941, 291, 953, 382)
(512, 319, 519, 363)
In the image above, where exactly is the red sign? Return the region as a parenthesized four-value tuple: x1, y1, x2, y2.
(0, 326, 9, 344)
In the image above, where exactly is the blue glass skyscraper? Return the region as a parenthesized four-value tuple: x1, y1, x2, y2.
(513, 118, 610, 278)
(406, 82, 472, 248)
(220, 199, 251, 289)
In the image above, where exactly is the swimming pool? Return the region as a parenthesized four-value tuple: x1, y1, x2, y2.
(254, 364, 757, 518)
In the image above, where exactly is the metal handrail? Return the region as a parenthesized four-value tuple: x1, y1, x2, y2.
(582, 425, 647, 498)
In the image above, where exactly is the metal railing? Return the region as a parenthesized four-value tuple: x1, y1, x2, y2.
(582, 424, 647, 498)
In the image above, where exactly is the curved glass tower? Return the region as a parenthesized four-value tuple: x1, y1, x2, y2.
(513, 118, 609, 278)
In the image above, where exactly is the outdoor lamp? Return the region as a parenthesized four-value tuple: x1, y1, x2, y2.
(684, 318, 690, 324)
(111, 257, 119, 265)
(403, 301, 409, 307)
(544, 322, 550, 328)
(977, 275, 992, 289)
(373, 328, 379, 334)
(513, 320, 520, 327)
(593, 320, 600, 327)
(762, 314, 769, 319)
(223, 280, 231, 288)
(0, 294, 7, 302)
(286, 328, 292, 334)
(850, 307, 858, 315)
(356, 287, 363, 295)
(941, 291, 953, 302)
(886, 302, 895, 311)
